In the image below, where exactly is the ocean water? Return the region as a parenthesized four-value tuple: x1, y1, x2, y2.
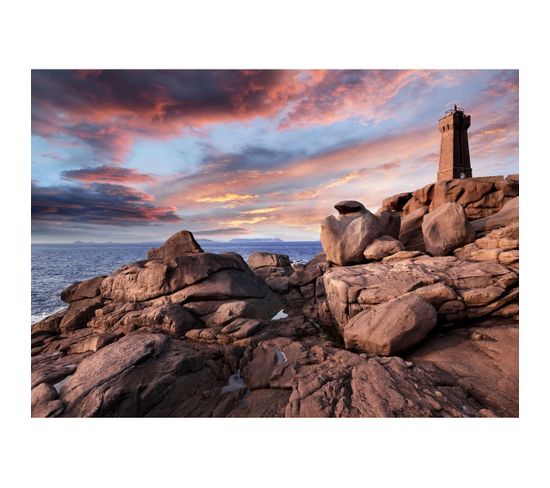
(31, 241, 323, 323)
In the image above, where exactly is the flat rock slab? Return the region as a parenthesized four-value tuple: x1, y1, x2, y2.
(409, 323, 518, 417)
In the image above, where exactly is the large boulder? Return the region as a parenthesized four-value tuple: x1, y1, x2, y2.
(147, 230, 203, 260)
(422, 202, 475, 256)
(399, 206, 428, 252)
(321, 201, 381, 266)
(101, 252, 252, 302)
(343, 295, 437, 355)
(363, 235, 404, 261)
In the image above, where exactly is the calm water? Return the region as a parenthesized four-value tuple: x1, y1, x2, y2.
(31, 241, 323, 323)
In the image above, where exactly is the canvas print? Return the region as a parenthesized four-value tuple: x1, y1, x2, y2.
(31, 70, 519, 417)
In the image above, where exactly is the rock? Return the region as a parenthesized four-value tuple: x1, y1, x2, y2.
(321, 204, 381, 266)
(401, 177, 519, 220)
(453, 222, 519, 265)
(334, 200, 367, 215)
(459, 286, 505, 306)
(343, 295, 437, 356)
(413, 283, 456, 306)
(31, 348, 90, 388)
(437, 300, 465, 314)
(499, 250, 519, 266)
(381, 250, 424, 263)
(376, 211, 401, 239)
(471, 197, 519, 233)
(119, 304, 200, 335)
(59, 296, 104, 333)
(379, 192, 412, 214)
(409, 323, 518, 416)
(288, 254, 327, 287)
(363, 235, 405, 261)
(32, 309, 66, 335)
(57, 332, 229, 417)
(221, 318, 262, 339)
(282, 340, 491, 417)
(147, 230, 203, 260)
(31, 383, 64, 417)
(422, 202, 475, 256)
(204, 301, 259, 327)
(399, 206, 428, 252)
(61, 276, 106, 303)
(247, 253, 293, 294)
(185, 327, 222, 342)
(322, 255, 518, 328)
(248, 252, 291, 270)
(101, 253, 256, 302)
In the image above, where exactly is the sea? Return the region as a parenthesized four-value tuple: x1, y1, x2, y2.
(31, 241, 323, 324)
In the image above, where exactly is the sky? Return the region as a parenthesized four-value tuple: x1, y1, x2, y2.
(31, 69, 519, 243)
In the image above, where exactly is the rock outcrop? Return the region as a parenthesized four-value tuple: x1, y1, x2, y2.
(31, 174, 520, 419)
(380, 176, 519, 220)
(321, 254, 518, 330)
(454, 222, 519, 272)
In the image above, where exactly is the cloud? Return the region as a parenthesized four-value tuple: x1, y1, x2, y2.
(239, 207, 282, 215)
(194, 193, 258, 204)
(32, 182, 181, 226)
(227, 216, 268, 226)
(193, 227, 250, 236)
(61, 164, 155, 184)
(31, 70, 456, 162)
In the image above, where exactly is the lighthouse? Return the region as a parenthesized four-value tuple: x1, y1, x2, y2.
(437, 105, 472, 181)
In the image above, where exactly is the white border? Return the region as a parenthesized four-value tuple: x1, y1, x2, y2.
(2, 1, 549, 487)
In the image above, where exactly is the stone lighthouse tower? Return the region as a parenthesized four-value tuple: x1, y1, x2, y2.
(437, 105, 472, 181)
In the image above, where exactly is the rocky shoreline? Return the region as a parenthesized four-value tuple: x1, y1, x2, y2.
(31, 177, 519, 417)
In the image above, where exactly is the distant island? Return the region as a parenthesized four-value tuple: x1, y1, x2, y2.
(229, 238, 284, 243)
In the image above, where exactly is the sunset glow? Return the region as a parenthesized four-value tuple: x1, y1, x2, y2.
(31, 69, 519, 242)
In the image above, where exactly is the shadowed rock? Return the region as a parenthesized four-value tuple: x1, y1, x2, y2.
(334, 200, 367, 215)
(399, 206, 428, 252)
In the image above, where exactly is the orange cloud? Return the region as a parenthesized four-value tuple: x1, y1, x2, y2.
(194, 193, 258, 204)
(239, 207, 283, 215)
